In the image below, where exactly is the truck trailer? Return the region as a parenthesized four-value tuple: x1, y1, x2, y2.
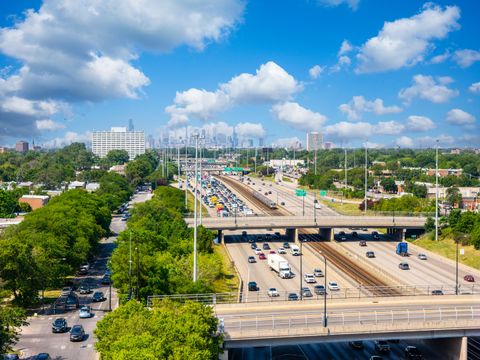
(396, 242, 408, 256)
(267, 254, 292, 278)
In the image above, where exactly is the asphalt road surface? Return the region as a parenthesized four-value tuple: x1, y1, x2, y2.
(14, 191, 152, 360)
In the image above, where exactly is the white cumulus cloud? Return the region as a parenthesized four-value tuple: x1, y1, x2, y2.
(446, 109, 476, 127)
(406, 115, 436, 132)
(396, 136, 414, 148)
(399, 74, 458, 104)
(453, 49, 480, 68)
(275, 137, 301, 148)
(355, 4, 460, 73)
(339, 96, 402, 120)
(234, 122, 266, 138)
(338, 40, 353, 56)
(309, 65, 325, 79)
(271, 102, 327, 131)
(317, 0, 359, 11)
(43, 131, 92, 148)
(374, 121, 404, 135)
(469, 82, 480, 94)
(166, 61, 301, 126)
(36, 119, 65, 131)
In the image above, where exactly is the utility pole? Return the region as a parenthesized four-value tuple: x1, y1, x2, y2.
(177, 144, 180, 187)
(136, 243, 140, 301)
(254, 147, 257, 173)
(314, 147, 317, 176)
(193, 133, 199, 282)
(129, 231, 132, 299)
(199, 137, 204, 225)
(364, 141, 368, 214)
(344, 147, 348, 190)
(184, 128, 188, 209)
(435, 139, 439, 241)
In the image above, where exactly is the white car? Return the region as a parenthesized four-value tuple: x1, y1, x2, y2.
(79, 306, 92, 319)
(304, 274, 316, 283)
(314, 203, 322, 209)
(313, 268, 324, 277)
(328, 281, 340, 291)
(267, 288, 279, 297)
(277, 247, 286, 254)
(254, 248, 262, 255)
(418, 253, 427, 260)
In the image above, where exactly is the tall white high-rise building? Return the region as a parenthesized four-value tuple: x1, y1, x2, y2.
(92, 127, 145, 160)
(306, 132, 323, 151)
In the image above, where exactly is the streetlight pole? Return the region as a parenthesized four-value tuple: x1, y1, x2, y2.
(364, 141, 368, 214)
(185, 128, 188, 209)
(302, 195, 305, 217)
(254, 147, 257, 174)
(199, 137, 203, 226)
(435, 139, 439, 242)
(193, 133, 199, 282)
(299, 240, 303, 300)
(129, 230, 133, 300)
(314, 192, 317, 223)
(455, 237, 459, 295)
(319, 252, 328, 327)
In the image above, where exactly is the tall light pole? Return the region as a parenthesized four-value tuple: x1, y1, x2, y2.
(193, 133, 199, 282)
(184, 128, 188, 209)
(344, 147, 348, 190)
(177, 143, 181, 187)
(364, 141, 368, 214)
(318, 252, 328, 327)
(129, 230, 133, 299)
(254, 147, 257, 174)
(314, 147, 317, 176)
(435, 139, 439, 242)
(199, 137, 203, 226)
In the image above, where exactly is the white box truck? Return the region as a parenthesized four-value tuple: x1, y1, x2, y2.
(291, 245, 301, 256)
(267, 254, 292, 279)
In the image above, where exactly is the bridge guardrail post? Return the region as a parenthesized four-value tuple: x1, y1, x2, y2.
(407, 309, 410, 323)
(423, 309, 426, 322)
(439, 308, 442, 321)
(256, 316, 258, 331)
(391, 310, 394, 324)
(375, 311, 377, 324)
(272, 315, 274, 329)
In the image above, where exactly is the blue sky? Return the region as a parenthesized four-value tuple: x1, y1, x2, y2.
(0, 0, 479, 148)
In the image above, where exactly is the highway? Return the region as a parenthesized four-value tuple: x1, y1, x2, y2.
(14, 191, 152, 360)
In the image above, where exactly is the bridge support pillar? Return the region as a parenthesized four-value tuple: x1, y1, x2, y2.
(387, 228, 405, 241)
(217, 230, 223, 244)
(219, 349, 228, 360)
(286, 228, 297, 243)
(318, 228, 333, 241)
(420, 337, 467, 360)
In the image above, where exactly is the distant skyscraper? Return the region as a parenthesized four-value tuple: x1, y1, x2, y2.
(16, 140, 29, 152)
(258, 138, 264, 147)
(306, 132, 323, 151)
(247, 139, 254, 148)
(232, 128, 238, 148)
(128, 119, 134, 131)
(323, 141, 334, 150)
(92, 127, 145, 160)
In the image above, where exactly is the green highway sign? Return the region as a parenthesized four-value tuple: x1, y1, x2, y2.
(319, 190, 327, 197)
(224, 167, 232, 172)
(295, 189, 307, 197)
(224, 167, 243, 172)
(233, 167, 244, 171)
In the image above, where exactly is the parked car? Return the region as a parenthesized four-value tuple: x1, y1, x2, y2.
(304, 274, 316, 283)
(52, 318, 68, 333)
(248, 281, 258, 291)
(328, 281, 340, 291)
(399, 262, 410, 270)
(267, 288, 279, 297)
(79, 306, 93, 319)
(314, 285, 327, 295)
(366, 251, 375, 258)
(404, 346, 423, 359)
(349, 341, 364, 349)
(464, 275, 475, 282)
(287, 293, 299, 301)
(92, 291, 106, 302)
(35, 354, 51, 360)
(374, 340, 390, 352)
(418, 253, 427, 260)
(61, 287, 73, 296)
(314, 268, 324, 277)
(248, 256, 256, 263)
(69, 325, 85, 342)
(101, 275, 111, 285)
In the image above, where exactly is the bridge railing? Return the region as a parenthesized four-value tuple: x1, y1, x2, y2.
(147, 284, 479, 306)
(221, 305, 480, 336)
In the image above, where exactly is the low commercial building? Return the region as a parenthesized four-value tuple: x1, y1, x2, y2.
(19, 195, 49, 210)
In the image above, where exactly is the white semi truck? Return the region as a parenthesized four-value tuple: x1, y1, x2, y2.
(267, 254, 292, 279)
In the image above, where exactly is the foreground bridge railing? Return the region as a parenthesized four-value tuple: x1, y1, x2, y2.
(221, 305, 480, 340)
(147, 284, 479, 306)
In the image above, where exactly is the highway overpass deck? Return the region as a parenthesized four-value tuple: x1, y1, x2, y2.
(185, 215, 426, 230)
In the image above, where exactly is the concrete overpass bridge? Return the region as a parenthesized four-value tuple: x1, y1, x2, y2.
(185, 215, 426, 241)
(215, 297, 479, 359)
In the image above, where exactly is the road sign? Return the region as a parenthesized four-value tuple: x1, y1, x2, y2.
(295, 189, 307, 197)
(224, 167, 233, 172)
(460, 249, 465, 255)
(233, 167, 244, 171)
(320, 190, 327, 197)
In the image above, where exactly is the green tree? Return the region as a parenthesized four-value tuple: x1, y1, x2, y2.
(106, 150, 130, 165)
(446, 186, 462, 207)
(0, 190, 17, 218)
(95, 300, 221, 359)
(471, 223, 480, 250)
(424, 217, 435, 232)
(380, 177, 397, 193)
(0, 306, 28, 353)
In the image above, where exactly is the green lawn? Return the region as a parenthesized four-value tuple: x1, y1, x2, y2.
(410, 236, 480, 270)
(212, 244, 240, 293)
(186, 192, 209, 217)
(318, 199, 369, 215)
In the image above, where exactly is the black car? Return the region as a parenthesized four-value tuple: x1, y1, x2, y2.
(92, 291, 106, 302)
(405, 346, 422, 359)
(52, 318, 67, 333)
(65, 294, 79, 310)
(349, 341, 364, 349)
(250, 243, 257, 249)
(101, 275, 111, 285)
(79, 285, 92, 294)
(35, 354, 51, 360)
(283, 242, 290, 249)
(248, 281, 258, 291)
(70, 325, 85, 342)
(287, 293, 299, 301)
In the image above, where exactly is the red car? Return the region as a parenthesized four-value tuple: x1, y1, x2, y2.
(269, 250, 276, 254)
(464, 275, 475, 282)
(259, 253, 266, 260)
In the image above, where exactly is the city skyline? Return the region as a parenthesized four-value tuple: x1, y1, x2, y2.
(0, 1, 479, 149)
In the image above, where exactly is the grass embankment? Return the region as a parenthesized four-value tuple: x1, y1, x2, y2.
(186, 192, 209, 217)
(319, 199, 370, 215)
(212, 244, 240, 293)
(410, 236, 480, 271)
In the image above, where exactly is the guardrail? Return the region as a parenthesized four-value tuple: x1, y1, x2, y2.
(147, 284, 480, 306)
(221, 306, 480, 336)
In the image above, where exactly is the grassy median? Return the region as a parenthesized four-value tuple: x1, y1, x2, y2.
(212, 244, 240, 293)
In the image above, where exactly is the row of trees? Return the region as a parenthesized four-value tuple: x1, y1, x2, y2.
(0, 190, 111, 306)
(110, 186, 222, 301)
(438, 210, 480, 249)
